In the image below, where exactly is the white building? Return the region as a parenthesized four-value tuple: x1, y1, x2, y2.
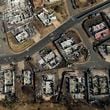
(39, 50, 61, 69)
(15, 30, 28, 43)
(23, 70, 32, 85)
(37, 8, 56, 26)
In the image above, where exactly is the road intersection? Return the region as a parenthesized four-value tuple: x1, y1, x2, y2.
(0, 0, 110, 69)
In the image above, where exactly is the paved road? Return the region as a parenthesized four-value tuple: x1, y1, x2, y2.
(65, 0, 80, 16)
(73, 23, 110, 68)
(0, 0, 110, 65)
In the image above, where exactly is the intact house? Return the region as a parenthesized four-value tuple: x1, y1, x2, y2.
(82, 12, 110, 62)
(11, 23, 37, 43)
(83, 12, 110, 41)
(37, 8, 57, 26)
(88, 22, 110, 40)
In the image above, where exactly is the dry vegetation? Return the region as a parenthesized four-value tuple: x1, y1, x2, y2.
(0, 103, 67, 110)
(76, 0, 104, 9)
(0, 102, 110, 110)
(6, 32, 35, 53)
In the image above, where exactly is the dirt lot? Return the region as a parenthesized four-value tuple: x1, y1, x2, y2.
(0, 102, 110, 110)
(6, 32, 35, 53)
(33, 0, 44, 8)
(0, 103, 67, 110)
(0, 106, 8, 110)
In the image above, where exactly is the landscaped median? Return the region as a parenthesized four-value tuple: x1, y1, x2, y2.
(6, 32, 35, 53)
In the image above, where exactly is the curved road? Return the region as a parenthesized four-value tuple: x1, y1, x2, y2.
(0, 0, 110, 64)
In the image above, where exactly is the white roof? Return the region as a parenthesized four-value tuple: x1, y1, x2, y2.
(64, 44, 79, 55)
(44, 51, 55, 62)
(4, 70, 15, 93)
(38, 12, 51, 26)
(39, 59, 45, 65)
(15, 30, 28, 42)
(23, 70, 31, 85)
(61, 39, 73, 49)
(70, 79, 76, 93)
(64, 47, 73, 55)
(45, 0, 60, 3)
(45, 81, 52, 94)
(38, 8, 56, 26)
(47, 74, 55, 80)
(4, 70, 13, 85)
(4, 85, 12, 93)
(0, 94, 5, 101)
(93, 22, 106, 32)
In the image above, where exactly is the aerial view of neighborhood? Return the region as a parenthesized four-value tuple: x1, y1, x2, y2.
(0, 0, 110, 110)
